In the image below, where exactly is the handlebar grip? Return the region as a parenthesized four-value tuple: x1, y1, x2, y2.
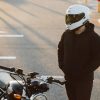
(52, 79, 66, 85)
(0, 66, 15, 72)
(47, 77, 66, 85)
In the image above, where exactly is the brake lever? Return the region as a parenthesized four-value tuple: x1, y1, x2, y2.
(28, 72, 39, 78)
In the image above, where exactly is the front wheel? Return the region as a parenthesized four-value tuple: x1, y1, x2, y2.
(30, 93, 47, 100)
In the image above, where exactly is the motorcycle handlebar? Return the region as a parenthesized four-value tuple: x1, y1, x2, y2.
(0, 66, 38, 77)
(0, 66, 66, 85)
(0, 66, 24, 75)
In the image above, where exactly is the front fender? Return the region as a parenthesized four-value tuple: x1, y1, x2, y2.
(30, 93, 47, 100)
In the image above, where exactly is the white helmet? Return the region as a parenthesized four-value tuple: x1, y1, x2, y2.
(65, 4, 90, 30)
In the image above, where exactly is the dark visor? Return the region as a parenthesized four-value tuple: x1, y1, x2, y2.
(65, 13, 85, 24)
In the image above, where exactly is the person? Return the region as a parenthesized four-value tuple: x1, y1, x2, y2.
(58, 4, 100, 100)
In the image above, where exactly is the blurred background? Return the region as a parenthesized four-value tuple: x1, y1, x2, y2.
(0, 0, 99, 99)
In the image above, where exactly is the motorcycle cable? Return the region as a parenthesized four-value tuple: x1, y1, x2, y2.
(10, 73, 31, 98)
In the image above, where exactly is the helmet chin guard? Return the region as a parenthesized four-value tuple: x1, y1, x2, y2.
(65, 4, 91, 30)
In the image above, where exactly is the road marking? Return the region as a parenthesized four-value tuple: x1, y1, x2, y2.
(0, 56, 16, 60)
(41, 75, 64, 79)
(98, 19, 100, 23)
(0, 31, 7, 33)
(52, 76, 64, 79)
(0, 35, 24, 37)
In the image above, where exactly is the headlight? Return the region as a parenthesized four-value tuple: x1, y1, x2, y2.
(31, 94, 47, 100)
(14, 94, 21, 100)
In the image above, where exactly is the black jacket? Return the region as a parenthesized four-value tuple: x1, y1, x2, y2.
(58, 23, 100, 82)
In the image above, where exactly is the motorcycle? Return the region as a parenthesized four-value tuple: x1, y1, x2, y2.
(0, 66, 66, 100)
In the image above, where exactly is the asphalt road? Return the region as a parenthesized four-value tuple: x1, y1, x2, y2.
(0, 0, 100, 99)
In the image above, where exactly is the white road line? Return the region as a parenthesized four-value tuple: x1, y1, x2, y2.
(41, 75, 64, 79)
(0, 56, 16, 60)
(52, 76, 64, 79)
(0, 31, 7, 33)
(0, 35, 24, 37)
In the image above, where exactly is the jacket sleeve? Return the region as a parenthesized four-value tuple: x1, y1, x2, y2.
(58, 33, 64, 70)
(84, 33, 100, 73)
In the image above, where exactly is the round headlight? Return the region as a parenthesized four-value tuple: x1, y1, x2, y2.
(14, 94, 21, 100)
(31, 94, 47, 100)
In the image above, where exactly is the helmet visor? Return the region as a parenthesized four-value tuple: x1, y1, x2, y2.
(65, 13, 85, 24)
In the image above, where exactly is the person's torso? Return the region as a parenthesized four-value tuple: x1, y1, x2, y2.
(63, 30, 94, 81)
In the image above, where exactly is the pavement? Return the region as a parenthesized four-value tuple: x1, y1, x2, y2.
(0, 0, 99, 100)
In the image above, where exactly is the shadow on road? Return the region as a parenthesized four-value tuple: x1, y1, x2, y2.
(0, 7, 56, 48)
(30, 2, 64, 16)
(3, 0, 37, 17)
(4, 0, 27, 6)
